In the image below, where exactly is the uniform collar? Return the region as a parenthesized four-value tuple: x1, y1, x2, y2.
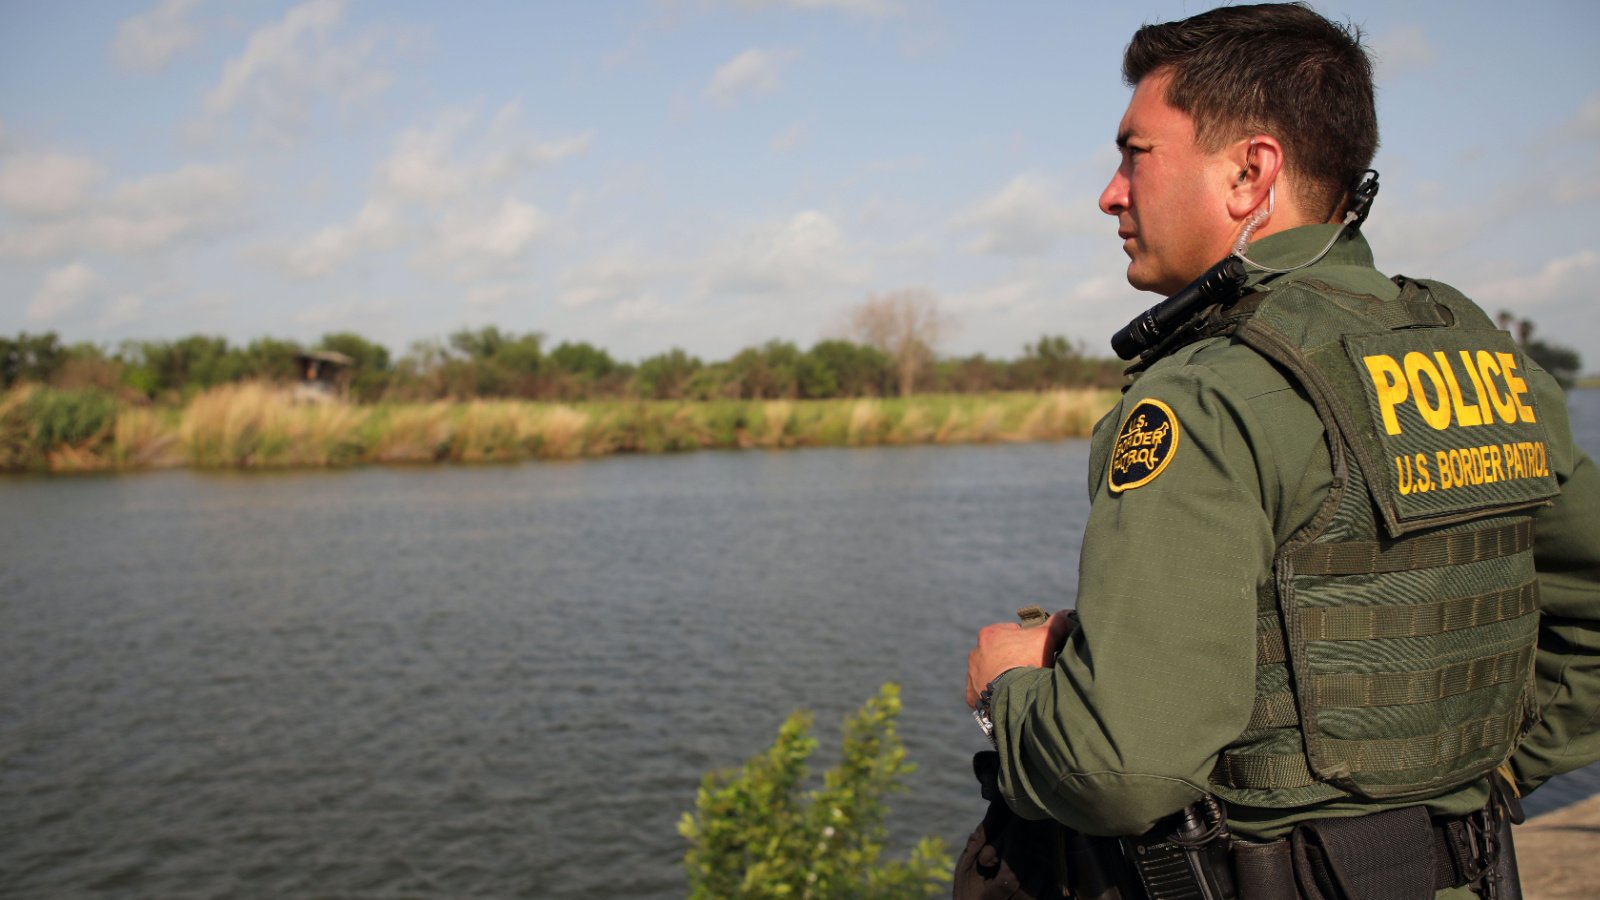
(1240, 224, 1374, 290)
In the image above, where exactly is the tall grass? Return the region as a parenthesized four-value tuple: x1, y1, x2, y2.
(0, 384, 1118, 472)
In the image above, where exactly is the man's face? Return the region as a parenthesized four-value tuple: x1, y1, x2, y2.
(1098, 71, 1238, 295)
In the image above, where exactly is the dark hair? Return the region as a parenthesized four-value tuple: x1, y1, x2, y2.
(1123, 2, 1378, 220)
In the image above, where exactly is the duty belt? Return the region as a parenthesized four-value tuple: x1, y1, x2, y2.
(1230, 781, 1524, 900)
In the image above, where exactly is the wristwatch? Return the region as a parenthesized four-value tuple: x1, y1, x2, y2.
(973, 668, 1022, 746)
(973, 684, 998, 746)
(973, 606, 1060, 745)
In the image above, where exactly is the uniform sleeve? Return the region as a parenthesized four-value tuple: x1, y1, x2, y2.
(989, 357, 1297, 836)
(1509, 371, 1600, 793)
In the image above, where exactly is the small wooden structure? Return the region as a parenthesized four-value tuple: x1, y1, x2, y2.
(292, 350, 355, 402)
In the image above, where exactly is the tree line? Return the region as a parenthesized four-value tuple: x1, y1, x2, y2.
(6, 294, 1579, 404)
(0, 327, 1125, 405)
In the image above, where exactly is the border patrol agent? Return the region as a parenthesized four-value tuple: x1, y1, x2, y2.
(963, 5, 1600, 898)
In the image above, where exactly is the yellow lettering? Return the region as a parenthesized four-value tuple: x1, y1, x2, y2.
(1503, 443, 1522, 479)
(1458, 350, 1494, 424)
(1364, 354, 1408, 435)
(1476, 351, 1518, 423)
(1396, 454, 1414, 495)
(1488, 444, 1505, 483)
(1416, 453, 1432, 491)
(1435, 351, 1483, 427)
(1405, 352, 1451, 430)
(1496, 352, 1537, 423)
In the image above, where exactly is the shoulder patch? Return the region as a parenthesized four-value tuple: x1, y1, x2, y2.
(1108, 399, 1180, 493)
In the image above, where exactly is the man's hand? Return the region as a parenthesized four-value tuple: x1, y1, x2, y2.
(965, 612, 1074, 708)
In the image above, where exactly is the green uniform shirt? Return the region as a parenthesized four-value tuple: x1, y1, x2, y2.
(990, 225, 1600, 846)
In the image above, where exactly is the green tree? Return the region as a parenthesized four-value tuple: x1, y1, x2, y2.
(634, 348, 704, 400)
(318, 331, 394, 401)
(318, 332, 391, 373)
(548, 340, 616, 380)
(1014, 334, 1089, 389)
(119, 335, 244, 398)
(805, 340, 891, 398)
(1, 331, 68, 388)
(443, 326, 543, 397)
(727, 340, 806, 399)
(241, 337, 305, 383)
(547, 340, 622, 399)
(679, 683, 951, 899)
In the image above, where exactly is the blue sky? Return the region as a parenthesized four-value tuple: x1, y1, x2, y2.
(2, 0, 1597, 370)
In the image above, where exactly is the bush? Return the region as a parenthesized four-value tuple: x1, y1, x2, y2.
(679, 683, 951, 899)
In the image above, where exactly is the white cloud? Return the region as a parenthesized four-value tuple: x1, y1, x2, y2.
(946, 280, 1036, 315)
(1475, 249, 1599, 314)
(0, 152, 107, 218)
(1575, 92, 1600, 141)
(464, 282, 535, 308)
(113, 0, 206, 72)
(705, 209, 864, 294)
(958, 173, 1082, 257)
(205, 0, 344, 113)
(27, 262, 103, 322)
(284, 198, 404, 279)
(284, 105, 588, 280)
(197, 0, 396, 145)
(707, 48, 798, 105)
(1372, 25, 1438, 78)
(0, 163, 250, 260)
(560, 249, 655, 308)
(378, 105, 591, 205)
(772, 122, 807, 153)
(98, 294, 146, 329)
(417, 198, 550, 280)
(612, 296, 691, 327)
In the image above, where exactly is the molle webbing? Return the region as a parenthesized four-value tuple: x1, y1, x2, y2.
(1250, 520, 1534, 671)
(1298, 582, 1536, 644)
(1286, 520, 1533, 576)
(1311, 644, 1535, 708)
(1246, 626, 1535, 729)
(1220, 516, 1541, 798)
(1216, 710, 1525, 790)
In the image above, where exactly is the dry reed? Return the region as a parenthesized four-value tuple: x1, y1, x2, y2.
(2, 385, 1118, 472)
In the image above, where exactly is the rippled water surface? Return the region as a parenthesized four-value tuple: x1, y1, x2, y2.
(3, 389, 1597, 898)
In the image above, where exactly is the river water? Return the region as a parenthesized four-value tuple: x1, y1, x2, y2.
(3, 389, 1598, 898)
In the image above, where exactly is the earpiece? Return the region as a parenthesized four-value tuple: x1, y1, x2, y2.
(1232, 186, 1274, 256)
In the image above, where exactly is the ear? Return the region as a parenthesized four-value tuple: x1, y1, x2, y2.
(1225, 134, 1283, 221)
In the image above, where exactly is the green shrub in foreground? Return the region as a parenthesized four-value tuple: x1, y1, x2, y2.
(0, 386, 118, 468)
(679, 683, 951, 899)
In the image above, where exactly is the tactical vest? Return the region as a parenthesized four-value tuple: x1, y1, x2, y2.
(1202, 273, 1559, 807)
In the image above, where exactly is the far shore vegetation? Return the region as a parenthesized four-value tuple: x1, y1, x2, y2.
(2, 293, 1583, 473)
(2, 293, 1125, 472)
(0, 381, 1117, 472)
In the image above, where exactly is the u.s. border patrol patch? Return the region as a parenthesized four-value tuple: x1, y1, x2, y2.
(1108, 399, 1179, 493)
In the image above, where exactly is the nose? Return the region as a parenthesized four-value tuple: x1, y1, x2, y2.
(1099, 168, 1128, 217)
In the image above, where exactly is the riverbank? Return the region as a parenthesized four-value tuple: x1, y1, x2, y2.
(0, 383, 1117, 472)
(1518, 794, 1600, 899)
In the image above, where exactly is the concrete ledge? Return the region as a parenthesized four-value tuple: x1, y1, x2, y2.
(1516, 793, 1600, 899)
